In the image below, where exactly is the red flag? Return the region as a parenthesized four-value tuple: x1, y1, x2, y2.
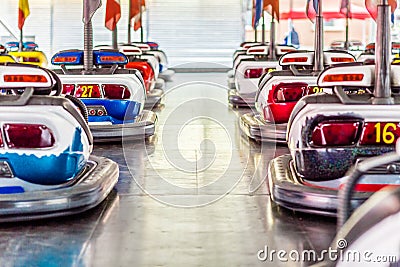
(130, 0, 146, 31)
(18, 0, 30, 30)
(105, 0, 121, 31)
(263, 0, 279, 21)
(365, 0, 397, 21)
(306, 0, 318, 22)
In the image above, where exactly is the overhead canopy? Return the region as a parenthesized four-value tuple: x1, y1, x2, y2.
(280, 3, 371, 20)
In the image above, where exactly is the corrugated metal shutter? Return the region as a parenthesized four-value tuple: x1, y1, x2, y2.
(147, 0, 244, 67)
(0, 0, 244, 68)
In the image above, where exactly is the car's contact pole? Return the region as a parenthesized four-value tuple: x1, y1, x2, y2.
(314, 0, 324, 72)
(140, 0, 144, 42)
(261, 10, 265, 44)
(269, 16, 276, 60)
(83, 0, 94, 74)
(128, 0, 132, 43)
(374, 0, 393, 104)
(112, 27, 118, 49)
(344, 0, 350, 50)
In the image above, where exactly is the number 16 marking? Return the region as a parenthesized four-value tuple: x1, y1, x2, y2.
(375, 123, 397, 144)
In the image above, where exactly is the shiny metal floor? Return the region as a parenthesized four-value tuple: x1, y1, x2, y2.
(0, 73, 336, 267)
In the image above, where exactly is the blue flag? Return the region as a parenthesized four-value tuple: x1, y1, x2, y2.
(252, 0, 263, 29)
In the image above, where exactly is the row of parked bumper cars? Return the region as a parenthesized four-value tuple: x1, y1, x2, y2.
(228, 43, 297, 108)
(4, 41, 48, 68)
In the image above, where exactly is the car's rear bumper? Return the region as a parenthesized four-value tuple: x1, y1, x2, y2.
(90, 110, 157, 142)
(268, 154, 372, 217)
(239, 113, 287, 143)
(0, 155, 118, 222)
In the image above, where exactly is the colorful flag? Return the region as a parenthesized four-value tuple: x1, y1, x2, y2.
(105, 0, 121, 31)
(306, 0, 319, 21)
(365, 0, 397, 21)
(130, 0, 146, 31)
(18, 0, 30, 30)
(83, 0, 102, 24)
(263, 0, 279, 21)
(252, 0, 263, 29)
(340, 0, 351, 18)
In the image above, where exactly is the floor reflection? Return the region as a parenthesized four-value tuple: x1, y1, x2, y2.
(0, 73, 337, 266)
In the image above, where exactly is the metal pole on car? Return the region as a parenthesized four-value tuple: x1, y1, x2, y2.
(140, 0, 144, 42)
(112, 27, 118, 49)
(19, 29, 23, 52)
(83, 0, 94, 73)
(313, 0, 324, 72)
(261, 10, 265, 44)
(373, 0, 393, 104)
(269, 16, 276, 60)
(344, 0, 350, 50)
(128, 0, 132, 43)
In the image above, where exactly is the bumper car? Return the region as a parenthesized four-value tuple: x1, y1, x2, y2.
(228, 44, 296, 108)
(123, 43, 165, 89)
(51, 49, 157, 142)
(312, 143, 400, 266)
(268, 62, 400, 216)
(240, 50, 355, 143)
(119, 45, 163, 109)
(0, 63, 119, 221)
(5, 41, 48, 68)
(0, 45, 16, 63)
(357, 42, 400, 63)
(240, 3, 357, 143)
(97, 44, 164, 108)
(329, 40, 364, 58)
(227, 42, 262, 88)
(131, 42, 175, 81)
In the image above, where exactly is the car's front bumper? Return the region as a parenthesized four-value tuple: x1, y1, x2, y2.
(159, 69, 175, 81)
(239, 113, 287, 143)
(90, 110, 157, 142)
(227, 77, 236, 89)
(155, 78, 165, 89)
(0, 155, 118, 222)
(268, 154, 372, 217)
(144, 88, 163, 109)
(228, 89, 255, 107)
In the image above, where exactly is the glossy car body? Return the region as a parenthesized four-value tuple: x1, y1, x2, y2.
(52, 49, 156, 142)
(96, 45, 164, 108)
(229, 45, 296, 107)
(6, 41, 48, 68)
(227, 42, 263, 88)
(0, 63, 118, 221)
(268, 64, 400, 216)
(119, 45, 163, 108)
(131, 42, 175, 81)
(357, 42, 400, 63)
(240, 50, 355, 143)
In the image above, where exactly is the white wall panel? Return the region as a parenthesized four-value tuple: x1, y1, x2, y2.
(0, 0, 244, 68)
